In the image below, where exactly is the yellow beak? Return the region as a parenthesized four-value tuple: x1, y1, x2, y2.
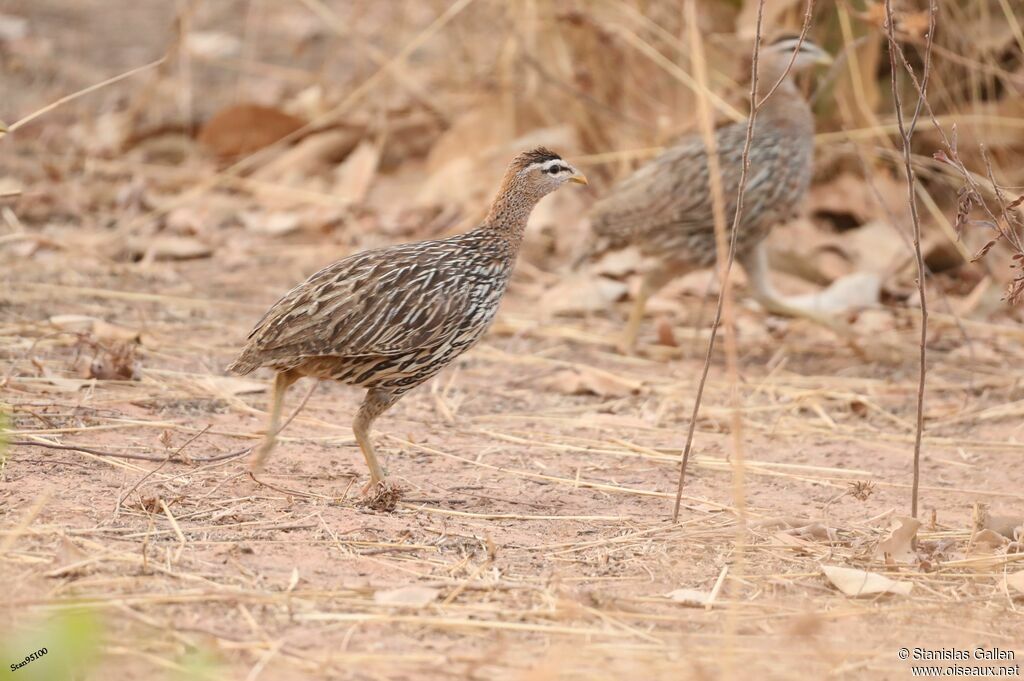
(569, 172, 589, 185)
(815, 53, 835, 66)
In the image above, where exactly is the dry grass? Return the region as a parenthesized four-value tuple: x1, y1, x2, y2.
(3, 0, 1024, 679)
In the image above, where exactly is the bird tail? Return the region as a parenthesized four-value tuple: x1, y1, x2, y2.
(226, 347, 261, 375)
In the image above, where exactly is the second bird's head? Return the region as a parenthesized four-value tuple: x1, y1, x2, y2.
(762, 34, 834, 72)
(508, 147, 588, 197)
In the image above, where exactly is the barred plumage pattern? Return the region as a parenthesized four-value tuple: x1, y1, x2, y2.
(589, 51, 816, 267)
(585, 37, 832, 352)
(228, 232, 517, 394)
(229, 147, 586, 489)
(589, 106, 813, 267)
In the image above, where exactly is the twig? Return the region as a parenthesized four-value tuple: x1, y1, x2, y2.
(883, 0, 936, 519)
(672, 0, 816, 521)
(10, 439, 251, 463)
(117, 425, 211, 507)
(0, 57, 165, 139)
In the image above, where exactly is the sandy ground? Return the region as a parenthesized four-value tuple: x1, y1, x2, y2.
(4, 232, 1024, 680)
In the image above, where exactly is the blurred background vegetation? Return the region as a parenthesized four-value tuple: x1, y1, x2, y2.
(2, 0, 1022, 274)
(2, 0, 1023, 330)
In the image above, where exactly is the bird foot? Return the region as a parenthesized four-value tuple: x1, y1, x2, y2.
(360, 479, 403, 512)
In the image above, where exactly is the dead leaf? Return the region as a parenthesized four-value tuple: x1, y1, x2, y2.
(541, 368, 643, 398)
(185, 31, 241, 59)
(655, 317, 677, 347)
(983, 513, 1024, 540)
(1006, 572, 1024, 595)
(198, 376, 267, 397)
(373, 586, 440, 607)
(821, 565, 913, 598)
(665, 588, 711, 607)
(972, 529, 1009, 551)
(334, 141, 380, 203)
(127, 236, 212, 262)
(0, 176, 24, 198)
(251, 128, 363, 185)
(239, 211, 302, 237)
(875, 516, 921, 564)
(88, 343, 141, 381)
(198, 104, 306, 159)
(541, 274, 628, 316)
(592, 247, 644, 278)
(49, 315, 145, 345)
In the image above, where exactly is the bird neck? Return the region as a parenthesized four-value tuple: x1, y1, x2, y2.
(481, 172, 545, 247)
(754, 62, 813, 130)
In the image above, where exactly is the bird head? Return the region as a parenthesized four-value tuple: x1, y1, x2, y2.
(762, 34, 834, 72)
(511, 147, 588, 196)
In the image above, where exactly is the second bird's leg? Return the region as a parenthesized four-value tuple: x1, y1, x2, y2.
(251, 369, 300, 473)
(619, 264, 679, 354)
(739, 243, 855, 338)
(353, 387, 401, 491)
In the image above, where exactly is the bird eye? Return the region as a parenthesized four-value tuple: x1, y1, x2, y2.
(548, 165, 564, 175)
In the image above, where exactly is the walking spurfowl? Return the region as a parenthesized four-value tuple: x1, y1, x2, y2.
(229, 148, 587, 491)
(587, 36, 836, 352)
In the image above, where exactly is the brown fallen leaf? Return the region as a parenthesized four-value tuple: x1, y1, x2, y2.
(88, 343, 141, 381)
(198, 103, 306, 159)
(655, 317, 678, 347)
(541, 368, 644, 398)
(875, 516, 921, 564)
(821, 565, 913, 598)
(373, 586, 440, 607)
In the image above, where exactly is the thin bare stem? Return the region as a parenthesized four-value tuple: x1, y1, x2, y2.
(671, 0, 815, 522)
(883, 0, 936, 519)
(0, 57, 165, 139)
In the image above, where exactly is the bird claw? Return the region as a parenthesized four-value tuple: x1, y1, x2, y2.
(361, 479, 403, 512)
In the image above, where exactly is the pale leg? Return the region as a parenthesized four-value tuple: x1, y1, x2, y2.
(251, 370, 300, 473)
(619, 264, 680, 354)
(740, 242, 854, 337)
(353, 387, 400, 489)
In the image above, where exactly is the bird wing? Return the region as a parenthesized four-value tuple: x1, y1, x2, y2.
(242, 238, 485, 362)
(589, 123, 748, 248)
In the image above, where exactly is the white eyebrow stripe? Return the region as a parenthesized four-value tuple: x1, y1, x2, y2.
(523, 159, 570, 173)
